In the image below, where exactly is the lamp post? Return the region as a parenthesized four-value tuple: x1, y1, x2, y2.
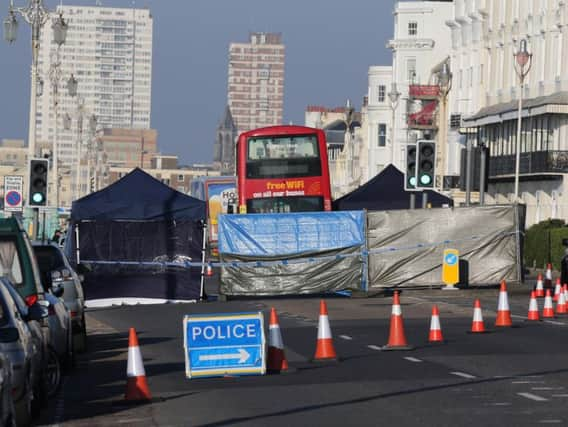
(48, 18, 70, 211)
(3, 1, 67, 159)
(437, 62, 452, 192)
(513, 39, 532, 202)
(388, 83, 401, 167)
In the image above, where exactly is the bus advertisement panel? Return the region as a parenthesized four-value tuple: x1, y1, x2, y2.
(236, 125, 332, 214)
(190, 176, 237, 255)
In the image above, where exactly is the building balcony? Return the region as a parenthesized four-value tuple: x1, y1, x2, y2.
(407, 100, 438, 130)
(489, 151, 568, 178)
(408, 85, 440, 100)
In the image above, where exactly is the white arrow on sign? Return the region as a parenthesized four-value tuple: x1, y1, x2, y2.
(199, 348, 250, 364)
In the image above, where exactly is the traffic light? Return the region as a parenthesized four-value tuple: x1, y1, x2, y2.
(28, 158, 49, 207)
(404, 143, 417, 190)
(416, 140, 436, 189)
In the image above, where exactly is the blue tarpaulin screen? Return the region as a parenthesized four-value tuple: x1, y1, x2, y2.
(218, 211, 365, 256)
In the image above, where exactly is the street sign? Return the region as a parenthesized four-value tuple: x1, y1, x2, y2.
(442, 248, 460, 290)
(183, 312, 266, 378)
(3, 176, 23, 212)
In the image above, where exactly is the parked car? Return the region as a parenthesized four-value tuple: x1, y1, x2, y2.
(2, 277, 60, 399)
(32, 242, 86, 352)
(0, 277, 48, 425)
(0, 352, 15, 427)
(0, 218, 73, 384)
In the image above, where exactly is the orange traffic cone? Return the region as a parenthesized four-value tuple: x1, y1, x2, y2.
(495, 280, 513, 327)
(545, 263, 553, 289)
(428, 305, 444, 343)
(313, 300, 338, 361)
(267, 308, 289, 373)
(125, 328, 151, 402)
(383, 291, 413, 350)
(206, 264, 213, 277)
(527, 291, 540, 321)
(556, 287, 567, 315)
(553, 278, 562, 302)
(535, 273, 544, 298)
(469, 299, 487, 333)
(563, 284, 568, 307)
(542, 289, 555, 318)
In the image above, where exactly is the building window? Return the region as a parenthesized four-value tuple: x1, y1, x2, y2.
(408, 21, 418, 36)
(177, 174, 184, 182)
(378, 85, 386, 103)
(406, 58, 416, 82)
(378, 124, 387, 147)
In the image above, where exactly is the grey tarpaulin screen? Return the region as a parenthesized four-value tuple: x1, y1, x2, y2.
(367, 205, 525, 288)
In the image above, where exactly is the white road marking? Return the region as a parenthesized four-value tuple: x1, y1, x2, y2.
(367, 345, 382, 351)
(404, 357, 422, 363)
(532, 387, 564, 391)
(543, 320, 565, 326)
(450, 371, 477, 379)
(511, 314, 526, 319)
(489, 402, 511, 406)
(339, 335, 353, 340)
(518, 392, 548, 402)
(551, 394, 568, 397)
(537, 420, 563, 424)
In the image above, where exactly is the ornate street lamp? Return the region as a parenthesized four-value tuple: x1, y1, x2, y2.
(3, 0, 67, 160)
(388, 83, 401, 166)
(513, 38, 533, 202)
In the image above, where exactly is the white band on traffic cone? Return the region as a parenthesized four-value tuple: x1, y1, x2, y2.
(391, 304, 402, 316)
(430, 315, 441, 331)
(529, 298, 538, 312)
(473, 307, 483, 322)
(544, 295, 553, 309)
(269, 324, 284, 350)
(546, 269, 552, 280)
(317, 315, 333, 339)
(497, 291, 510, 311)
(127, 345, 146, 377)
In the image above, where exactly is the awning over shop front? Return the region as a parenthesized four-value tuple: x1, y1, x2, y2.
(463, 91, 568, 127)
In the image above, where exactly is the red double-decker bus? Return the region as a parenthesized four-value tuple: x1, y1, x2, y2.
(236, 125, 332, 214)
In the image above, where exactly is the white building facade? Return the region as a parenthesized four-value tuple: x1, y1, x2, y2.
(36, 5, 153, 168)
(365, 66, 393, 182)
(386, 1, 454, 172)
(449, 0, 568, 225)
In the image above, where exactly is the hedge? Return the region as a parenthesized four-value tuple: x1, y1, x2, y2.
(524, 219, 568, 271)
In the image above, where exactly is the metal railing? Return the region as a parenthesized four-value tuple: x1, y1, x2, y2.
(489, 151, 568, 177)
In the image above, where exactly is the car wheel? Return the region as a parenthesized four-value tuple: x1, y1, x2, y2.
(46, 347, 62, 398)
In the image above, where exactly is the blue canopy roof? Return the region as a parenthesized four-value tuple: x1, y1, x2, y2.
(70, 168, 206, 221)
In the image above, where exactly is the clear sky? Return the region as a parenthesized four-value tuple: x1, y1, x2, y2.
(0, 0, 397, 165)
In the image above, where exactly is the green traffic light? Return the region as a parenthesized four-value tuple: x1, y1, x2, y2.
(409, 176, 417, 187)
(420, 174, 432, 186)
(32, 192, 44, 204)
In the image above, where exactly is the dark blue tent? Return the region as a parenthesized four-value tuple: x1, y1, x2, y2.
(66, 169, 207, 303)
(70, 168, 205, 221)
(333, 164, 453, 211)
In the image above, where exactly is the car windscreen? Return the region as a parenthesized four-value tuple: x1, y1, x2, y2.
(33, 245, 66, 273)
(0, 237, 24, 287)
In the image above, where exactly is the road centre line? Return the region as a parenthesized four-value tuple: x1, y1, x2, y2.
(517, 392, 548, 402)
(544, 320, 566, 326)
(367, 345, 382, 351)
(403, 357, 422, 363)
(339, 335, 353, 340)
(450, 371, 477, 379)
(551, 394, 568, 397)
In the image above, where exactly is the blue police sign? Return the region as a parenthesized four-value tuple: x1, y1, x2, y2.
(183, 312, 266, 378)
(444, 252, 458, 266)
